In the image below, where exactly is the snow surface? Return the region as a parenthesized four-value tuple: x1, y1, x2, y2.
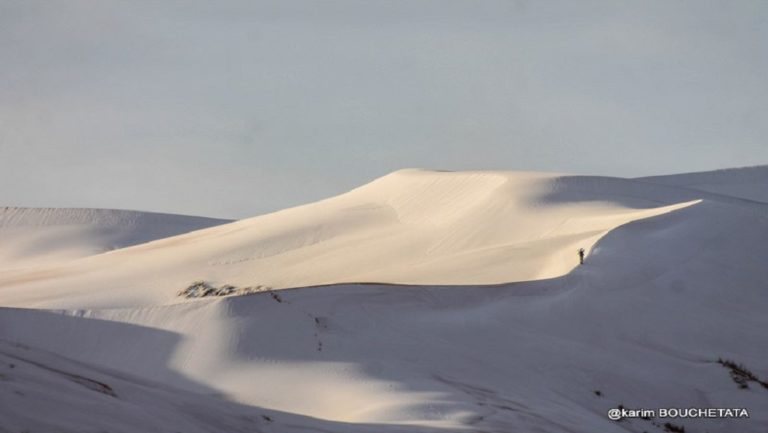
(0, 171, 699, 308)
(0, 207, 229, 272)
(1, 169, 766, 433)
(640, 165, 768, 204)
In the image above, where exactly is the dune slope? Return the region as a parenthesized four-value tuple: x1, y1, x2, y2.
(0, 207, 230, 272)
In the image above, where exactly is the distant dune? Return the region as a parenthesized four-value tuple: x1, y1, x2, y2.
(640, 165, 768, 203)
(0, 207, 230, 272)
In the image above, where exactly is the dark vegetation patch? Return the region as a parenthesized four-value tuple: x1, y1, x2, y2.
(663, 422, 685, 433)
(717, 358, 768, 390)
(69, 375, 117, 397)
(268, 291, 284, 303)
(178, 281, 271, 298)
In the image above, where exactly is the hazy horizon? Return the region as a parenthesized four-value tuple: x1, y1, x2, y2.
(2, 0, 767, 218)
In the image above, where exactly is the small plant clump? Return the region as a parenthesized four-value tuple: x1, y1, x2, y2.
(663, 422, 685, 433)
(269, 291, 284, 303)
(178, 281, 271, 298)
(717, 358, 768, 390)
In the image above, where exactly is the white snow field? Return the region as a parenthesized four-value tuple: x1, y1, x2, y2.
(1, 168, 767, 433)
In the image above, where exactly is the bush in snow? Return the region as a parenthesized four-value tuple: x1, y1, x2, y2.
(717, 358, 768, 390)
(178, 281, 270, 298)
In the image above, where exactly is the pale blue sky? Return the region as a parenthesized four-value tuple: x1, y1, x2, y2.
(1, 0, 766, 218)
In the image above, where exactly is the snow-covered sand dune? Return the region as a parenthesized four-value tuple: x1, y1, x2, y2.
(0, 170, 699, 308)
(0, 207, 230, 272)
(1, 168, 767, 433)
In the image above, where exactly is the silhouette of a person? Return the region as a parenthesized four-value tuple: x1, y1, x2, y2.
(578, 248, 585, 265)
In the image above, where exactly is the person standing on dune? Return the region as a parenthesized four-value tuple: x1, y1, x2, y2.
(578, 248, 585, 265)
